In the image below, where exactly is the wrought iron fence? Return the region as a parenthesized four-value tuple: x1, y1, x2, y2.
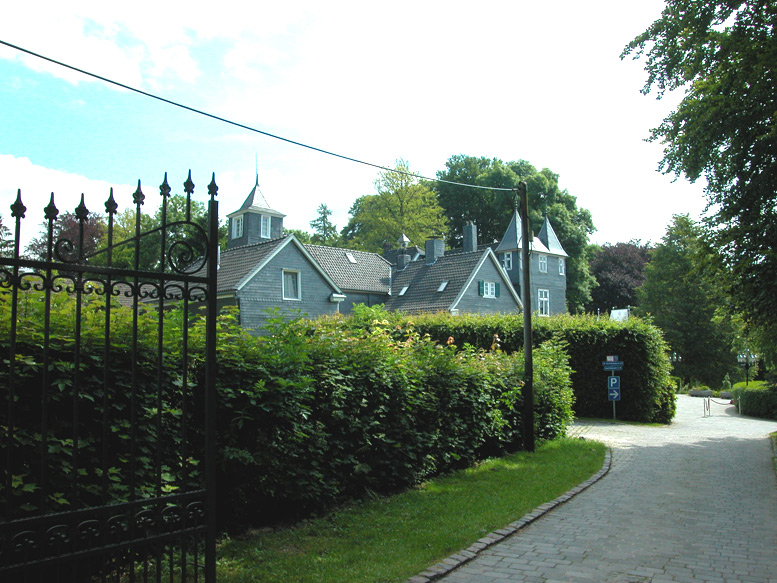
(0, 172, 219, 582)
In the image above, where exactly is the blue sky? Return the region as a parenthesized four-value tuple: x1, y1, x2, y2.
(0, 1, 709, 249)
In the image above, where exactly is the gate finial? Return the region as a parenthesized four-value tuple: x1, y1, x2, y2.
(11, 189, 26, 218)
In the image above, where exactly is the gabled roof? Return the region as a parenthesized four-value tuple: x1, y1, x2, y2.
(227, 173, 285, 219)
(385, 248, 521, 314)
(216, 235, 341, 295)
(538, 217, 568, 257)
(304, 244, 391, 294)
(495, 209, 551, 255)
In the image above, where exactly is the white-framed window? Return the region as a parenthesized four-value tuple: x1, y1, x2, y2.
(282, 270, 301, 300)
(538, 254, 548, 273)
(232, 215, 243, 239)
(502, 252, 512, 271)
(261, 215, 271, 238)
(479, 280, 499, 299)
(559, 258, 566, 275)
(538, 289, 550, 316)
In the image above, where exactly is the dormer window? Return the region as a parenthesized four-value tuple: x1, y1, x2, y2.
(232, 215, 244, 239)
(261, 215, 271, 239)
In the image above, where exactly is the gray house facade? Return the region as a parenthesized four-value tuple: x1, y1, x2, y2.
(216, 235, 345, 332)
(215, 177, 571, 330)
(385, 238, 521, 315)
(495, 212, 568, 316)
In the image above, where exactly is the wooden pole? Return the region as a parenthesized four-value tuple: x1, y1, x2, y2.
(518, 181, 535, 453)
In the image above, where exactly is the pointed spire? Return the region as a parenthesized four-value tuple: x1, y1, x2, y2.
(537, 216, 568, 257)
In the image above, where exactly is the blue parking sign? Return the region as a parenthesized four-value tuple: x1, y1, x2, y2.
(608, 376, 621, 401)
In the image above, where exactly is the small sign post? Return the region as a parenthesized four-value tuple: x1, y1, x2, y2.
(602, 356, 623, 419)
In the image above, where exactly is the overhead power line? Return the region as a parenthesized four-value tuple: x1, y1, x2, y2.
(1, 39, 517, 193)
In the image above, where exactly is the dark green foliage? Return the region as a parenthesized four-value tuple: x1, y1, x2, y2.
(623, 1, 777, 356)
(734, 386, 777, 420)
(406, 310, 675, 424)
(0, 291, 199, 521)
(213, 309, 574, 528)
(2, 296, 575, 531)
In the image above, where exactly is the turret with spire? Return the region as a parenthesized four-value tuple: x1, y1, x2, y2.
(227, 171, 286, 249)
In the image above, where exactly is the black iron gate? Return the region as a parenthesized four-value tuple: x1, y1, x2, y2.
(0, 172, 219, 582)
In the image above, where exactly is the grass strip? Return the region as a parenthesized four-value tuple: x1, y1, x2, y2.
(216, 437, 606, 583)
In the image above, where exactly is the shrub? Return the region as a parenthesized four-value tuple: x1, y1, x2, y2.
(403, 311, 675, 424)
(213, 313, 575, 528)
(733, 384, 777, 420)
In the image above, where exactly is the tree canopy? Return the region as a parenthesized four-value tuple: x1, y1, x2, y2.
(587, 241, 651, 315)
(341, 160, 449, 253)
(309, 203, 341, 246)
(636, 215, 738, 386)
(435, 155, 596, 312)
(622, 0, 777, 344)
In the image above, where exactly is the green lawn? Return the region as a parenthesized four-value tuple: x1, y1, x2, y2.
(216, 437, 606, 583)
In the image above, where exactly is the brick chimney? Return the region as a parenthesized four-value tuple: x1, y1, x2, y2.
(463, 221, 477, 252)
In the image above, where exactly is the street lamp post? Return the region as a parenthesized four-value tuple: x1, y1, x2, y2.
(737, 350, 758, 386)
(670, 352, 683, 388)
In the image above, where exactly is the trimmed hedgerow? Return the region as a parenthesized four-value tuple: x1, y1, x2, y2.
(392, 310, 675, 424)
(1, 294, 575, 531)
(214, 311, 574, 528)
(733, 385, 777, 420)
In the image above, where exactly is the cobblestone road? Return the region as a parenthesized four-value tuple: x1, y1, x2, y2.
(422, 395, 777, 583)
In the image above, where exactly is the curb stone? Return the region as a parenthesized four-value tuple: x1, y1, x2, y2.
(406, 447, 612, 583)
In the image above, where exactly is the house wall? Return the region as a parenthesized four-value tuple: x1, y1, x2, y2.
(501, 251, 567, 315)
(338, 291, 390, 314)
(236, 243, 338, 332)
(455, 260, 520, 314)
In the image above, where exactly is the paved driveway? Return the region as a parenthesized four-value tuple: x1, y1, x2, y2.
(427, 395, 777, 583)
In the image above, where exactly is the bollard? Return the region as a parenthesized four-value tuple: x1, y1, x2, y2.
(703, 396, 711, 417)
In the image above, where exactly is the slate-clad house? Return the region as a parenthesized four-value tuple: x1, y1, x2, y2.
(304, 244, 391, 312)
(385, 237, 521, 315)
(495, 211, 568, 315)
(213, 177, 571, 331)
(215, 234, 346, 331)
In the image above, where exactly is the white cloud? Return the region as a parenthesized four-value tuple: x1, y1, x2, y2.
(1, 0, 711, 248)
(0, 154, 136, 247)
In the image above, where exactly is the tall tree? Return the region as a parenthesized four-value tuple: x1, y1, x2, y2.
(636, 215, 737, 386)
(341, 160, 449, 252)
(0, 215, 13, 257)
(435, 155, 596, 312)
(309, 203, 340, 246)
(622, 1, 777, 350)
(25, 210, 106, 262)
(587, 241, 651, 315)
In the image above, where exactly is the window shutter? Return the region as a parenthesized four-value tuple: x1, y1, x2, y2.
(478, 280, 484, 296)
(495, 282, 501, 298)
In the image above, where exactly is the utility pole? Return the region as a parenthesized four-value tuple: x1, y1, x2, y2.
(518, 181, 535, 453)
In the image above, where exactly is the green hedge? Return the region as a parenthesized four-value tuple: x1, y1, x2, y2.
(391, 310, 675, 424)
(214, 311, 574, 528)
(733, 385, 777, 420)
(1, 295, 576, 531)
